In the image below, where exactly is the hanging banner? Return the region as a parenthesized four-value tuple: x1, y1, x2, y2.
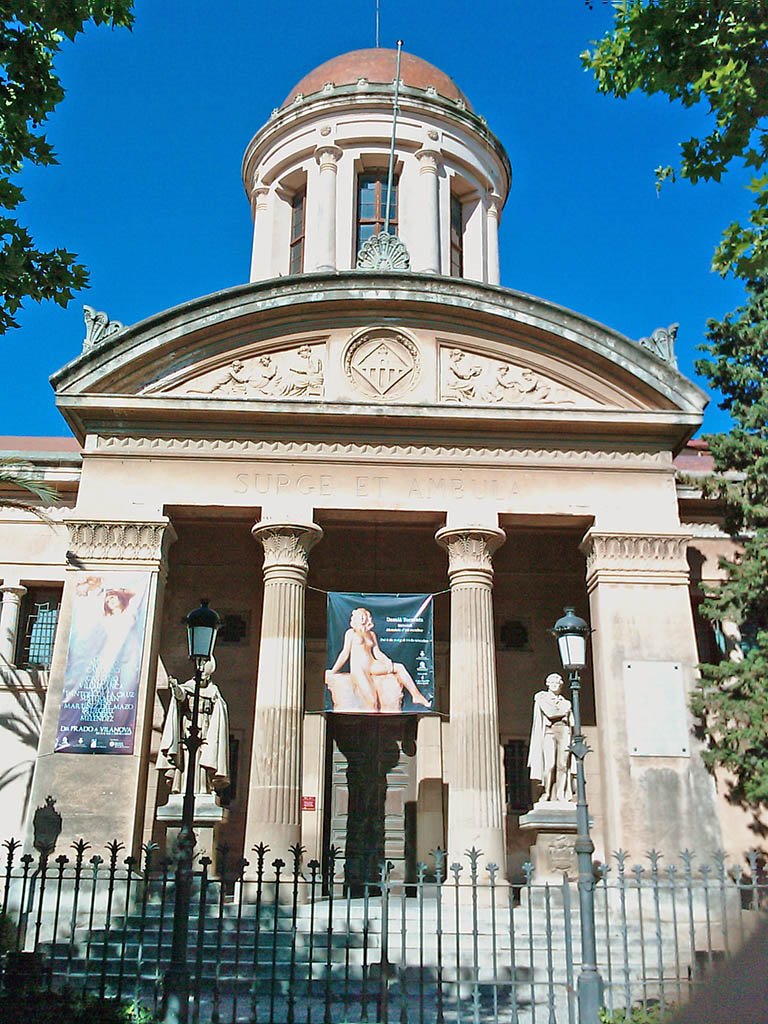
(55, 572, 150, 754)
(325, 592, 434, 714)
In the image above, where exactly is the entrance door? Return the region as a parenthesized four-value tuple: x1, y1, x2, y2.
(325, 716, 418, 886)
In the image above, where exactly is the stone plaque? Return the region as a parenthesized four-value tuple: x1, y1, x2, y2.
(623, 661, 690, 757)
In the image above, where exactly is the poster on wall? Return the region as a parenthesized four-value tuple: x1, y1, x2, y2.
(325, 592, 434, 714)
(55, 572, 151, 754)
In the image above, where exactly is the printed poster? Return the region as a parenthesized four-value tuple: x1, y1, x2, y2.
(325, 592, 434, 714)
(55, 572, 150, 754)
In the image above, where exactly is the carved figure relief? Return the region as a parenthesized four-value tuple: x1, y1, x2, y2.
(171, 345, 325, 400)
(441, 347, 585, 408)
(344, 328, 420, 400)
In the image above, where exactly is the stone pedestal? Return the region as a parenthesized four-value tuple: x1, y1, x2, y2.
(519, 801, 578, 881)
(157, 793, 228, 869)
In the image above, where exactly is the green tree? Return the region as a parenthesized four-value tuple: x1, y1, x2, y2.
(583, 3, 768, 806)
(0, 2, 134, 334)
(0, 458, 57, 517)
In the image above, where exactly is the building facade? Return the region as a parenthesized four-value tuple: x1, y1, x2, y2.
(0, 49, 751, 880)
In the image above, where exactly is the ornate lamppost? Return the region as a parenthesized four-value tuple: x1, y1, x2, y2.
(550, 606, 604, 1023)
(163, 598, 220, 1024)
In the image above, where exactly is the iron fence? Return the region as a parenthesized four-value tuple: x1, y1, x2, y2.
(0, 838, 765, 1023)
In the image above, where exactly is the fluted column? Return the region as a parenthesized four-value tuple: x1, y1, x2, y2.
(486, 192, 501, 285)
(436, 525, 507, 875)
(245, 521, 323, 861)
(312, 145, 342, 271)
(0, 584, 27, 664)
(415, 147, 441, 273)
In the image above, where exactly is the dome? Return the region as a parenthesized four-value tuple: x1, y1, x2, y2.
(282, 48, 473, 110)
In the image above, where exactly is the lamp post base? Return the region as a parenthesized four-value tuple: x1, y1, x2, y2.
(163, 963, 191, 1024)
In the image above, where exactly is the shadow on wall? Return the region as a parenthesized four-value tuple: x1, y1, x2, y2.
(0, 660, 46, 828)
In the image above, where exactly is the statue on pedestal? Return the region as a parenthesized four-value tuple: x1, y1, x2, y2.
(527, 673, 575, 804)
(156, 657, 230, 797)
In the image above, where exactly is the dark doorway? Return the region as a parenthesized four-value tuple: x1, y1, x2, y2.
(324, 715, 418, 889)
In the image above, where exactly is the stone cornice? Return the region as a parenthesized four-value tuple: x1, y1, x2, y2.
(65, 517, 177, 570)
(580, 529, 691, 590)
(92, 435, 673, 470)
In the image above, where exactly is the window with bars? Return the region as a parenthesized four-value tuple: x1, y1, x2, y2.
(450, 193, 464, 277)
(504, 739, 532, 812)
(356, 171, 398, 254)
(17, 586, 62, 668)
(289, 188, 306, 275)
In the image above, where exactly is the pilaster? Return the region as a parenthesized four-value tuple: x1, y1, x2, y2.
(414, 147, 441, 274)
(312, 144, 342, 272)
(486, 193, 501, 285)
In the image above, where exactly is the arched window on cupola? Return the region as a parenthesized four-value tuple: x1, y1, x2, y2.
(356, 170, 399, 255)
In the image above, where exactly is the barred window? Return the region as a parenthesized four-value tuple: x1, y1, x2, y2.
(17, 586, 62, 668)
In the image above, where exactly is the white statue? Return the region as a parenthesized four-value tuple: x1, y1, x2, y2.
(157, 657, 230, 796)
(527, 673, 575, 803)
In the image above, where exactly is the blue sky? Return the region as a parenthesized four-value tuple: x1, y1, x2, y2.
(3, 0, 747, 437)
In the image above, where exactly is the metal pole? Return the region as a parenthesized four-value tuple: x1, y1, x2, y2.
(569, 668, 604, 1023)
(163, 660, 204, 1024)
(383, 40, 403, 236)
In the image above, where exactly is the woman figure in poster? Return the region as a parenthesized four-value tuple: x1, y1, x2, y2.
(325, 607, 431, 712)
(527, 672, 575, 803)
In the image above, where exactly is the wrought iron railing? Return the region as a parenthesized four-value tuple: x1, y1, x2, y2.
(0, 838, 765, 1023)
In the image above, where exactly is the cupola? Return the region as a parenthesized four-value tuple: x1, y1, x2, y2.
(242, 47, 511, 283)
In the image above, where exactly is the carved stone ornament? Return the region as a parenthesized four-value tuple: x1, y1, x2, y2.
(441, 347, 587, 408)
(171, 345, 325, 401)
(435, 526, 506, 577)
(356, 231, 411, 271)
(344, 328, 420, 400)
(83, 305, 124, 351)
(66, 519, 175, 564)
(638, 323, 678, 368)
(252, 523, 323, 573)
(580, 530, 691, 590)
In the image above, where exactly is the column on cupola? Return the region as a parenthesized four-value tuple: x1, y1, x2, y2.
(311, 144, 342, 272)
(580, 529, 723, 855)
(436, 525, 507, 876)
(414, 147, 442, 273)
(486, 193, 502, 285)
(0, 584, 27, 664)
(249, 184, 272, 281)
(26, 517, 176, 851)
(244, 521, 323, 862)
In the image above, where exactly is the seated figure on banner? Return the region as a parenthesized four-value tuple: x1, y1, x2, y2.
(527, 673, 575, 803)
(325, 607, 431, 713)
(157, 656, 230, 796)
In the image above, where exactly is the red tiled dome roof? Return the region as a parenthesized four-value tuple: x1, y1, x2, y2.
(282, 48, 472, 110)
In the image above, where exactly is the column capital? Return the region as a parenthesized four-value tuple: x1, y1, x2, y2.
(0, 584, 27, 602)
(415, 147, 442, 174)
(252, 184, 270, 209)
(580, 528, 691, 591)
(486, 192, 503, 219)
(252, 521, 323, 581)
(436, 525, 506, 585)
(65, 517, 177, 572)
(314, 144, 342, 170)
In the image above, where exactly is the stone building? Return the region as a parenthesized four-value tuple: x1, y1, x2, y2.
(0, 48, 751, 880)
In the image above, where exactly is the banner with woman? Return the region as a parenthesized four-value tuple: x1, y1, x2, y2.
(55, 571, 150, 754)
(325, 593, 434, 714)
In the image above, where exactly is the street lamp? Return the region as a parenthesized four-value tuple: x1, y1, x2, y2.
(163, 599, 220, 1024)
(549, 606, 604, 1023)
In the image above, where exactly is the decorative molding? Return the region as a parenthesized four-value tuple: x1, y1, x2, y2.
(94, 435, 672, 469)
(252, 522, 323, 577)
(681, 522, 733, 540)
(83, 305, 124, 351)
(638, 324, 678, 368)
(441, 346, 591, 408)
(343, 327, 420, 400)
(580, 530, 691, 589)
(435, 526, 506, 580)
(66, 519, 176, 565)
(356, 232, 411, 271)
(0, 505, 69, 522)
(164, 345, 325, 400)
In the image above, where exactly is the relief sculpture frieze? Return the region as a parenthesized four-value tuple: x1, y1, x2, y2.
(441, 347, 591, 408)
(165, 344, 325, 400)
